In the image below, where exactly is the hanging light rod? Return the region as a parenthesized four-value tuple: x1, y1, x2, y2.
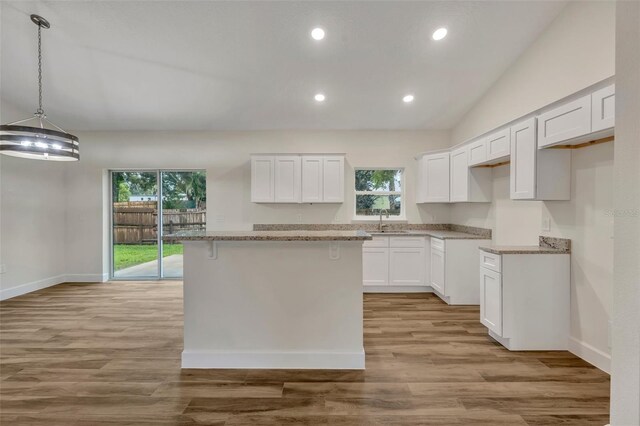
(0, 14, 79, 161)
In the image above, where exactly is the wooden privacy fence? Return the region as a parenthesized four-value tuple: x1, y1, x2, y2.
(112, 201, 206, 244)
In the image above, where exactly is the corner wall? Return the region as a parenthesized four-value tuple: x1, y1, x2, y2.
(450, 1, 616, 371)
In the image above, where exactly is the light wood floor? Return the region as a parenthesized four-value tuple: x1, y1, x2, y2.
(0, 282, 610, 425)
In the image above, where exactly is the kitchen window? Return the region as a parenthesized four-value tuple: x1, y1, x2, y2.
(354, 168, 405, 220)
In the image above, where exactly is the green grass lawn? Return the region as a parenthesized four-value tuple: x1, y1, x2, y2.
(114, 244, 183, 270)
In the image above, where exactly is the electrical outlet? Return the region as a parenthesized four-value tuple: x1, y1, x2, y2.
(296, 213, 303, 223)
(541, 217, 550, 232)
(0, 264, 6, 274)
(216, 215, 225, 223)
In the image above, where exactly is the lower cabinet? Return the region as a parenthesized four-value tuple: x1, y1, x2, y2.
(479, 267, 502, 335)
(429, 246, 445, 294)
(362, 248, 389, 286)
(390, 248, 425, 285)
(478, 249, 570, 350)
(363, 236, 427, 291)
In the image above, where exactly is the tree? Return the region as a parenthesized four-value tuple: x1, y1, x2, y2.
(162, 172, 206, 209)
(117, 182, 131, 202)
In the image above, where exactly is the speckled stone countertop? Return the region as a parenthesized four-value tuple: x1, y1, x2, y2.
(253, 224, 492, 240)
(480, 236, 571, 255)
(163, 230, 372, 242)
(369, 230, 490, 240)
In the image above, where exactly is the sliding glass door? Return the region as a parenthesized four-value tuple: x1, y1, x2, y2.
(110, 170, 206, 280)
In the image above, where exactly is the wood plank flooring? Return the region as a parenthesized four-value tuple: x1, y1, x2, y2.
(0, 282, 610, 425)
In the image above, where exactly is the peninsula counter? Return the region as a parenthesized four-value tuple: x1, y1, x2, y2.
(164, 230, 371, 369)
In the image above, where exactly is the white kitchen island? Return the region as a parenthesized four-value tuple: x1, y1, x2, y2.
(164, 230, 371, 369)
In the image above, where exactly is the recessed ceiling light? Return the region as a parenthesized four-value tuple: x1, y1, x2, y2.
(314, 93, 326, 102)
(403, 94, 415, 103)
(311, 27, 325, 41)
(432, 27, 448, 41)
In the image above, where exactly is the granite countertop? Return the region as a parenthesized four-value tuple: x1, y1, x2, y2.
(163, 230, 372, 242)
(479, 245, 568, 255)
(370, 230, 489, 240)
(480, 236, 571, 255)
(253, 224, 492, 240)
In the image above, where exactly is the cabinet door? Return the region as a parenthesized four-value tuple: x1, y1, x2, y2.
(251, 156, 275, 202)
(430, 248, 445, 294)
(301, 156, 323, 203)
(537, 95, 591, 148)
(390, 248, 425, 286)
(424, 153, 450, 203)
(487, 128, 510, 160)
(591, 84, 615, 132)
(322, 156, 344, 203)
(480, 267, 502, 336)
(363, 248, 389, 286)
(449, 147, 469, 202)
(510, 118, 537, 200)
(274, 156, 301, 203)
(468, 138, 488, 166)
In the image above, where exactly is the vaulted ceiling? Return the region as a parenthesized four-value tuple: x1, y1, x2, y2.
(1, 1, 567, 131)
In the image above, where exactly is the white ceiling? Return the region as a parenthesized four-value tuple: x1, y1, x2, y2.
(1, 1, 567, 131)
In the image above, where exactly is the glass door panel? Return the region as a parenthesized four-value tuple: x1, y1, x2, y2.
(160, 171, 206, 279)
(111, 171, 159, 279)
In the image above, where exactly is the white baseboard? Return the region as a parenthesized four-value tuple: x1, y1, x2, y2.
(568, 336, 611, 374)
(0, 273, 107, 301)
(181, 349, 366, 369)
(0, 274, 66, 301)
(65, 273, 109, 283)
(364, 285, 433, 293)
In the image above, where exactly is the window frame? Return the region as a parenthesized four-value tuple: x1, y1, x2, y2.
(353, 167, 406, 221)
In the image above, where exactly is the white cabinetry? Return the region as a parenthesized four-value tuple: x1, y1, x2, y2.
(251, 156, 275, 202)
(429, 237, 491, 305)
(274, 156, 301, 203)
(450, 146, 492, 203)
(322, 156, 344, 202)
(591, 84, 615, 132)
(252, 154, 344, 203)
(537, 95, 592, 148)
(429, 240, 445, 294)
(416, 152, 450, 203)
(486, 128, 510, 161)
(510, 117, 570, 200)
(468, 138, 487, 166)
(537, 84, 615, 148)
(301, 156, 323, 203)
(363, 236, 428, 291)
(479, 249, 570, 350)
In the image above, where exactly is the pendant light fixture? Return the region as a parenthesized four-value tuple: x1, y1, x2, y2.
(0, 14, 79, 161)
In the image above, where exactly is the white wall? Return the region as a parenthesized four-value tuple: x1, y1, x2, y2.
(63, 130, 450, 279)
(610, 1, 640, 423)
(450, 1, 616, 372)
(452, 1, 616, 144)
(0, 101, 69, 299)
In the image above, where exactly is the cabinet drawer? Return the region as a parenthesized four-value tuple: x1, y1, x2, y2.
(430, 238, 445, 251)
(390, 236, 426, 248)
(363, 236, 389, 248)
(480, 250, 501, 273)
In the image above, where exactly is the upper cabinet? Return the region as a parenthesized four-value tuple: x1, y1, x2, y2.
(251, 156, 275, 202)
(416, 152, 450, 203)
(274, 156, 301, 203)
(538, 84, 615, 148)
(450, 146, 492, 203)
(510, 118, 570, 200)
(252, 154, 344, 204)
(468, 138, 488, 166)
(486, 128, 510, 161)
(591, 84, 615, 132)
